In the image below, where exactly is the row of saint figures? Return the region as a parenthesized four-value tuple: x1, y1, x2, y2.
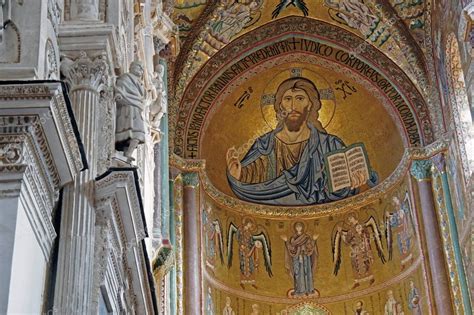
(202, 193, 416, 297)
(206, 280, 422, 315)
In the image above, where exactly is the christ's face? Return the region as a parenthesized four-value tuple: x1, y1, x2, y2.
(280, 88, 311, 131)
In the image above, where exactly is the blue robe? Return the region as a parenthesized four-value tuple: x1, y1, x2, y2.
(228, 124, 362, 205)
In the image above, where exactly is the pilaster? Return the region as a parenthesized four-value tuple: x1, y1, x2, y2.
(94, 168, 156, 315)
(0, 82, 84, 314)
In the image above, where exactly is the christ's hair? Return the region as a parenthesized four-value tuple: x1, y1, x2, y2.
(273, 77, 325, 131)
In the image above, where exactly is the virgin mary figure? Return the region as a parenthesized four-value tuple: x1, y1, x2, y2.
(281, 222, 319, 297)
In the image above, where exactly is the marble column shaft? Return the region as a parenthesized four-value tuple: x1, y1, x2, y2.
(182, 173, 202, 315)
(410, 160, 454, 315)
(53, 52, 108, 314)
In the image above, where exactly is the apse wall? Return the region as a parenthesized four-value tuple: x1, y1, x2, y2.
(170, 16, 468, 315)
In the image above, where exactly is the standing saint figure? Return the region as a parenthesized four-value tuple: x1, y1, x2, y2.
(227, 218, 272, 289)
(226, 77, 377, 206)
(115, 61, 147, 159)
(384, 290, 402, 315)
(203, 208, 224, 270)
(407, 280, 422, 315)
(354, 300, 369, 315)
(332, 213, 385, 289)
(281, 221, 319, 297)
(385, 195, 414, 269)
(222, 296, 235, 315)
(205, 287, 214, 315)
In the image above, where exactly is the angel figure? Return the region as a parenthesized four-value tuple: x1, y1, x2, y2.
(281, 221, 319, 297)
(203, 208, 224, 270)
(385, 194, 415, 269)
(332, 213, 386, 289)
(227, 217, 272, 289)
(325, 0, 379, 37)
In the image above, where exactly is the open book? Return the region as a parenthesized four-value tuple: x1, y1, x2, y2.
(324, 143, 370, 192)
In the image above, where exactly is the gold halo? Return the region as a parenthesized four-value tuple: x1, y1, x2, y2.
(259, 67, 337, 130)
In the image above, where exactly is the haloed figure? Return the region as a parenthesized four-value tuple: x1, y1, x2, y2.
(226, 77, 373, 205)
(281, 221, 319, 297)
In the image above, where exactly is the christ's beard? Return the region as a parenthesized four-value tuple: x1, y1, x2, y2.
(284, 107, 309, 132)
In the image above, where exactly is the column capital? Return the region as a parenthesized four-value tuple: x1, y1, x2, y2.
(60, 51, 110, 93)
(182, 172, 199, 188)
(431, 153, 446, 173)
(410, 159, 432, 181)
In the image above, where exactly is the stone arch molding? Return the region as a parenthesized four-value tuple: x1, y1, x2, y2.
(171, 17, 434, 159)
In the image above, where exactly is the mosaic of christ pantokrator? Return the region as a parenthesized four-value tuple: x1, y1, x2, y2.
(226, 77, 378, 205)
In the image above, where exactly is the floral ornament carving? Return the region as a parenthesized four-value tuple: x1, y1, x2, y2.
(45, 40, 58, 79)
(47, 0, 61, 34)
(60, 51, 110, 93)
(0, 143, 22, 165)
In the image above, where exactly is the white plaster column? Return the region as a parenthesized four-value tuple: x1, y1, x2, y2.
(53, 52, 109, 314)
(0, 82, 84, 314)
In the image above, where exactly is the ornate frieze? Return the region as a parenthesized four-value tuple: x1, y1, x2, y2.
(47, 0, 61, 34)
(45, 40, 59, 80)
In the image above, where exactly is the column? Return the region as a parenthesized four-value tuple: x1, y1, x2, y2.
(410, 160, 454, 315)
(431, 154, 472, 314)
(182, 172, 202, 315)
(53, 52, 109, 314)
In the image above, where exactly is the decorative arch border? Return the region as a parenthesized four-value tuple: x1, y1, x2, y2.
(445, 33, 474, 183)
(171, 16, 434, 158)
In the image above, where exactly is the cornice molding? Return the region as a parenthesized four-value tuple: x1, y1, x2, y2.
(95, 168, 147, 243)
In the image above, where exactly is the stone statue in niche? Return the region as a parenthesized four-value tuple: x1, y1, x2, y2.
(115, 61, 147, 159)
(149, 63, 166, 130)
(226, 77, 377, 205)
(281, 221, 319, 298)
